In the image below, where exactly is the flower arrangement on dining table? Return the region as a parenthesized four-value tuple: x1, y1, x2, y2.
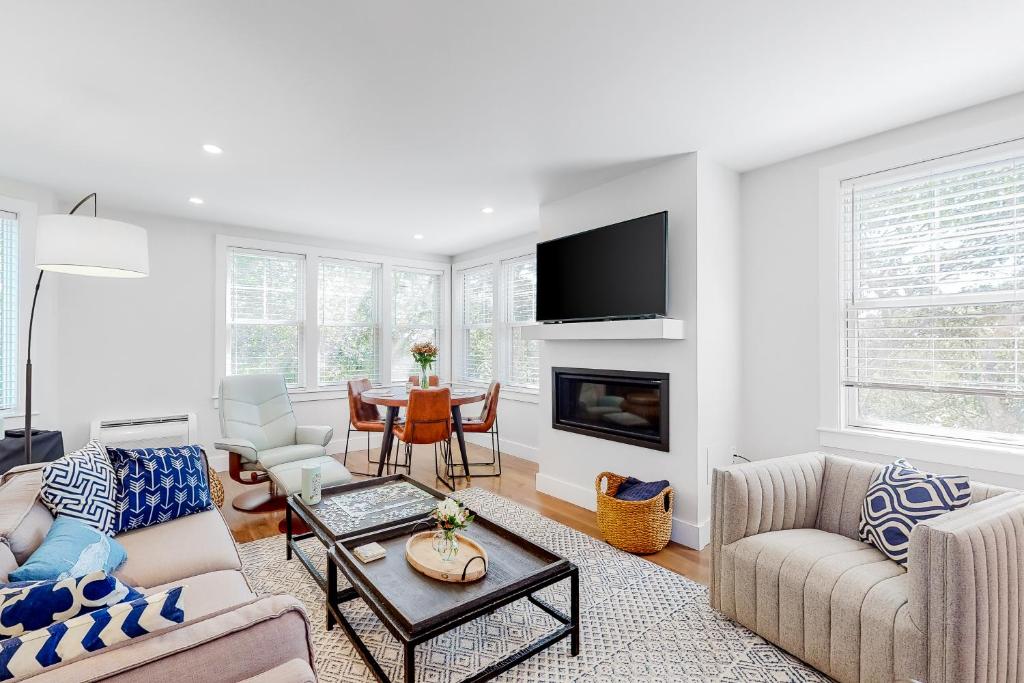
(432, 497, 474, 562)
(410, 340, 439, 389)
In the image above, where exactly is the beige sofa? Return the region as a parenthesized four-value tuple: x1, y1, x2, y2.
(0, 464, 317, 682)
(710, 452, 1024, 683)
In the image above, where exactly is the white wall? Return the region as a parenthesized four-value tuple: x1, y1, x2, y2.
(740, 91, 1024, 489)
(52, 209, 449, 469)
(535, 154, 740, 548)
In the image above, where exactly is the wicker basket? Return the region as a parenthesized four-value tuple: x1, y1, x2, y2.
(207, 467, 225, 508)
(595, 471, 673, 554)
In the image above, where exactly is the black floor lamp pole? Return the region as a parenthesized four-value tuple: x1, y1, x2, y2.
(24, 193, 97, 465)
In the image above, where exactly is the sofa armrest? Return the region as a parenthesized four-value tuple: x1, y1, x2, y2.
(27, 595, 315, 683)
(214, 437, 258, 462)
(710, 453, 825, 610)
(908, 492, 1024, 683)
(295, 425, 333, 447)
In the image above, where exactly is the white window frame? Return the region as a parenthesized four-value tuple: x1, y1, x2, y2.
(455, 263, 495, 384)
(389, 264, 447, 385)
(452, 246, 539, 403)
(0, 209, 19, 415)
(818, 119, 1024, 475)
(0, 195, 37, 423)
(317, 257, 383, 388)
(214, 235, 450, 402)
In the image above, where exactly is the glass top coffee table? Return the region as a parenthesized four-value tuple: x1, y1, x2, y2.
(328, 515, 579, 683)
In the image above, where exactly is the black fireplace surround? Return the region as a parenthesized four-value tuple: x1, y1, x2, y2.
(552, 367, 669, 451)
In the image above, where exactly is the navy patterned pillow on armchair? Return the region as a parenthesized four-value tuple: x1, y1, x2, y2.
(107, 445, 213, 533)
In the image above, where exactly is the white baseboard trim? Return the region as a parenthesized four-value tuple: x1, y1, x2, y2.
(463, 433, 538, 462)
(535, 472, 709, 550)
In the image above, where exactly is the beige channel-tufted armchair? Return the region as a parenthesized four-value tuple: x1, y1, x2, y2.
(710, 452, 1024, 683)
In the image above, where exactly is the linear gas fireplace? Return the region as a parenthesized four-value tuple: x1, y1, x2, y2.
(552, 367, 669, 451)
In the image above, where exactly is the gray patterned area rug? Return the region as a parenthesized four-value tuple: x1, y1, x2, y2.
(238, 488, 828, 682)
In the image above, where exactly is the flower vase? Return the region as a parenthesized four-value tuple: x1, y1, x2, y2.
(433, 530, 459, 562)
(420, 364, 430, 389)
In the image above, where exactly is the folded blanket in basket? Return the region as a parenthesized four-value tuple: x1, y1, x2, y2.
(613, 477, 670, 501)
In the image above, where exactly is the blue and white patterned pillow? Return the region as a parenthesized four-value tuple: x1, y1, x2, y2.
(0, 571, 141, 639)
(107, 445, 213, 533)
(859, 459, 971, 566)
(0, 586, 185, 680)
(40, 441, 119, 536)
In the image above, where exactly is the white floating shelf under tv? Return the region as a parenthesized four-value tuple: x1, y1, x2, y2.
(521, 318, 685, 341)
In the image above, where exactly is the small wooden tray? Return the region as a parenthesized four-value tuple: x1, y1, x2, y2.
(405, 531, 488, 583)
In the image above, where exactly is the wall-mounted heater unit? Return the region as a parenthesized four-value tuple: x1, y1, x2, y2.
(90, 413, 198, 449)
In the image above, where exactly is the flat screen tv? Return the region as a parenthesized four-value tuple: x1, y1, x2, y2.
(536, 211, 667, 323)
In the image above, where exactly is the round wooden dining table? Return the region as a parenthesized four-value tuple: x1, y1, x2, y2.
(359, 385, 487, 481)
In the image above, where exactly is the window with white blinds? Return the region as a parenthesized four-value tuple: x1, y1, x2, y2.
(453, 253, 539, 392)
(502, 255, 539, 389)
(0, 211, 17, 413)
(460, 265, 494, 383)
(841, 146, 1024, 445)
(227, 248, 305, 386)
(318, 258, 381, 386)
(391, 268, 442, 383)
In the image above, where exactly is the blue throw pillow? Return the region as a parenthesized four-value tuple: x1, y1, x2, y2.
(614, 477, 671, 501)
(859, 459, 971, 566)
(8, 517, 128, 583)
(0, 586, 185, 680)
(0, 570, 141, 639)
(107, 445, 213, 533)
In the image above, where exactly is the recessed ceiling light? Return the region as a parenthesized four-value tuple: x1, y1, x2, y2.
(481, 207, 494, 214)
(413, 234, 424, 240)
(188, 197, 205, 205)
(202, 144, 223, 155)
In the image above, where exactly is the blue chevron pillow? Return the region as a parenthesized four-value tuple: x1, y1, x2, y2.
(107, 445, 213, 533)
(0, 586, 185, 680)
(859, 459, 971, 566)
(39, 441, 119, 536)
(0, 571, 141, 639)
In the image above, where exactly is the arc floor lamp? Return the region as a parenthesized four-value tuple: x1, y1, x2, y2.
(25, 193, 148, 463)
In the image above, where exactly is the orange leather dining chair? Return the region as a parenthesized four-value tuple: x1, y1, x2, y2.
(345, 378, 402, 474)
(390, 388, 459, 489)
(407, 374, 440, 387)
(461, 381, 501, 476)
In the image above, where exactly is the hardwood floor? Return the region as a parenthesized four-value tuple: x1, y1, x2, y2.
(220, 441, 710, 585)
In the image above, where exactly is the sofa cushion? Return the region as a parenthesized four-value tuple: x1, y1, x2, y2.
(858, 459, 971, 566)
(0, 546, 16, 584)
(39, 441, 119, 536)
(9, 517, 128, 582)
(0, 468, 53, 563)
(107, 445, 214, 534)
(115, 509, 241, 588)
(256, 444, 325, 470)
(144, 569, 254, 621)
(241, 658, 316, 683)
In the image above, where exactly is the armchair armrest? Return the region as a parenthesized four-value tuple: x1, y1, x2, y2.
(295, 425, 333, 447)
(29, 595, 314, 683)
(908, 492, 1024, 683)
(214, 437, 258, 462)
(710, 453, 825, 610)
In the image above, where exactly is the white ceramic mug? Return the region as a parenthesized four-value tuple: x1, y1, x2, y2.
(301, 462, 322, 505)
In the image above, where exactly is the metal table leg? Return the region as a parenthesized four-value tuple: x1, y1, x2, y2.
(450, 405, 472, 483)
(375, 406, 399, 477)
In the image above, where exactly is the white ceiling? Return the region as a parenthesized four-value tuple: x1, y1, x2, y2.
(3, 1, 1024, 255)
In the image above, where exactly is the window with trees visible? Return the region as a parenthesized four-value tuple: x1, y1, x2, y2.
(318, 258, 381, 386)
(841, 147, 1024, 446)
(0, 210, 17, 413)
(454, 252, 539, 392)
(227, 248, 305, 386)
(391, 268, 442, 383)
(460, 265, 494, 383)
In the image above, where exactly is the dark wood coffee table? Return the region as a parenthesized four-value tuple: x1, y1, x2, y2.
(328, 516, 580, 683)
(286, 475, 445, 627)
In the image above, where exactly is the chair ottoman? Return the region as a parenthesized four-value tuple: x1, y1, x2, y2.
(267, 455, 352, 499)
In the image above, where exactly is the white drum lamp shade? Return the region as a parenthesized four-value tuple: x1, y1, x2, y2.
(35, 214, 149, 277)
